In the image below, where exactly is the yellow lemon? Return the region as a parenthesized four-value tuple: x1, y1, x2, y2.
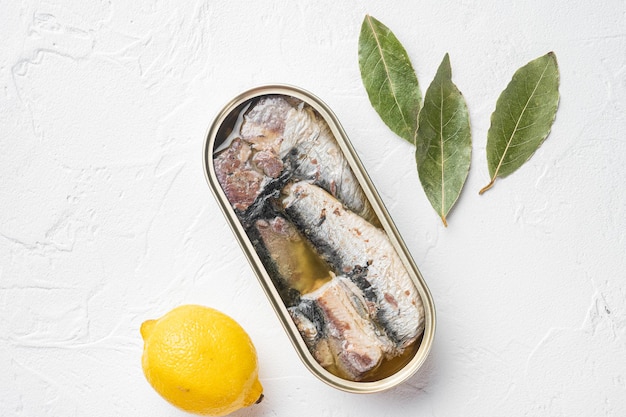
(140, 305, 263, 416)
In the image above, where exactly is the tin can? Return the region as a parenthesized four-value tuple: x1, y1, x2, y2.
(203, 84, 435, 393)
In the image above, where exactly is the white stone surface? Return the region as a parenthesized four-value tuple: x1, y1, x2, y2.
(1, 0, 625, 415)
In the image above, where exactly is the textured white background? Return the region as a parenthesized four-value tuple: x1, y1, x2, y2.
(1, 0, 625, 416)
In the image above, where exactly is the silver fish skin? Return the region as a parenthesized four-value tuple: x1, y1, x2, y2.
(289, 275, 395, 381)
(280, 104, 377, 224)
(282, 181, 425, 349)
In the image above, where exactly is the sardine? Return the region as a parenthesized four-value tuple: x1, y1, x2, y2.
(237, 97, 377, 223)
(282, 181, 425, 349)
(213, 96, 293, 213)
(289, 275, 396, 381)
(280, 105, 377, 223)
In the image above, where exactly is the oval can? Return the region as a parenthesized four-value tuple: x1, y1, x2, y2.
(203, 84, 435, 393)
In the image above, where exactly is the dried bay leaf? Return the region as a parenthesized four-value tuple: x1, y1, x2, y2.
(358, 15, 422, 144)
(416, 54, 471, 226)
(480, 52, 560, 194)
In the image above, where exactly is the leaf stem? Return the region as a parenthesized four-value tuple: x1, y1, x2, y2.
(441, 215, 448, 227)
(479, 178, 496, 195)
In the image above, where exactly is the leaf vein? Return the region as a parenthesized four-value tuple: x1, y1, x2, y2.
(366, 16, 411, 138)
(491, 60, 552, 180)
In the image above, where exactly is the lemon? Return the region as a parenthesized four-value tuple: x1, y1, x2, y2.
(140, 305, 263, 416)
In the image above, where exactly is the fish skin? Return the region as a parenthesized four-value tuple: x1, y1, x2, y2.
(280, 104, 378, 224)
(282, 181, 425, 349)
(289, 275, 395, 381)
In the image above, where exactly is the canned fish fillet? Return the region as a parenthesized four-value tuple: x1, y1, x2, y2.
(203, 85, 435, 393)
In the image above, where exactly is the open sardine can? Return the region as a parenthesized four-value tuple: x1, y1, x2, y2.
(203, 85, 435, 393)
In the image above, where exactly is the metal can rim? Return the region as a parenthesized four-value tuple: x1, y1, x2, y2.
(203, 84, 436, 393)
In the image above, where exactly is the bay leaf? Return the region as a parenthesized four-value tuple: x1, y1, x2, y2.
(358, 15, 421, 144)
(479, 52, 560, 194)
(416, 54, 471, 226)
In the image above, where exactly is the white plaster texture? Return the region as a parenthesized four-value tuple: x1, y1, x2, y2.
(1, 0, 625, 416)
